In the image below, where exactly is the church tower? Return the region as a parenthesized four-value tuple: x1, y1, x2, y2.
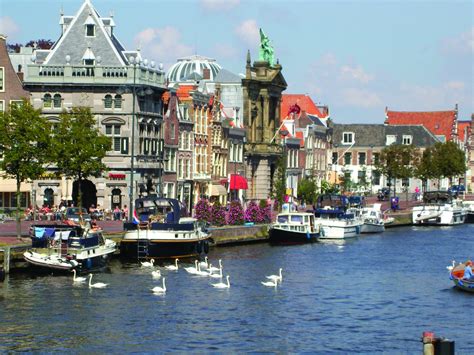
(242, 47, 287, 201)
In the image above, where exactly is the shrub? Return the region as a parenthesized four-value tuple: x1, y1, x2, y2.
(227, 200, 244, 225)
(210, 202, 226, 226)
(194, 199, 211, 222)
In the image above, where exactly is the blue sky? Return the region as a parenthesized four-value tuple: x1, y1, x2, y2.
(1, 0, 472, 123)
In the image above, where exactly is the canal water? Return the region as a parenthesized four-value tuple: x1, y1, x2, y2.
(1, 225, 473, 352)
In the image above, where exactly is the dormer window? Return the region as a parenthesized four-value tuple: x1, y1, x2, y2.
(342, 132, 354, 145)
(386, 135, 396, 146)
(402, 135, 412, 145)
(84, 15, 96, 37)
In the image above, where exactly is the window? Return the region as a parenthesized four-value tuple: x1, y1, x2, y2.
(0, 67, 4, 91)
(114, 95, 122, 109)
(43, 94, 52, 108)
(358, 152, 366, 165)
(86, 24, 95, 37)
(84, 59, 94, 66)
(53, 94, 62, 108)
(373, 153, 380, 165)
(402, 178, 409, 187)
(104, 95, 113, 109)
(342, 132, 354, 144)
(332, 152, 338, 164)
(170, 123, 175, 139)
(105, 124, 122, 152)
(402, 135, 412, 145)
(344, 152, 352, 165)
(386, 135, 396, 145)
(358, 170, 366, 182)
(372, 171, 381, 185)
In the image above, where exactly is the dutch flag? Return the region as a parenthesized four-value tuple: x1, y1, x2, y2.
(132, 210, 140, 225)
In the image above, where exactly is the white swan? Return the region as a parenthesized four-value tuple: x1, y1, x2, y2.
(165, 258, 179, 271)
(71, 269, 87, 283)
(208, 259, 222, 273)
(140, 258, 155, 268)
(212, 275, 230, 288)
(152, 277, 166, 294)
(151, 270, 161, 279)
(208, 264, 223, 278)
(261, 279, 278, 287)
(266, 268, 283, 283)
(199, 256, 209, 269)
(195, 263, 209, 276)
(446, 260, 456, 272)
(184, 260, 199, 274)
(88, 274, 108, 288)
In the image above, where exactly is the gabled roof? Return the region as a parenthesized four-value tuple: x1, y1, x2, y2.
(458, 121, 471, 143)
(385, 108, 457, 141)
(281, 94, 323, 118)
(44, 0, 127, 66)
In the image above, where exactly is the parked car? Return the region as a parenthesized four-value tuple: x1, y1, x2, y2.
(65, 207, 91, 223)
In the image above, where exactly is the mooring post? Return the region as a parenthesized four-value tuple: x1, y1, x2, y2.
(3, 247, 10, 274)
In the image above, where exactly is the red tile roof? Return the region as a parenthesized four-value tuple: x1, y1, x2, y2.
(281, 94, 323, 120)
(385, 109, 457, 141)
(458, 121, 471, 143)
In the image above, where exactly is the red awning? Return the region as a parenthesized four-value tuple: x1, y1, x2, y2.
(230, 174, 248, 190)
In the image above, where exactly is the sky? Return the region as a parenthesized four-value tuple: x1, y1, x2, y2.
(0, 0, 472, 124)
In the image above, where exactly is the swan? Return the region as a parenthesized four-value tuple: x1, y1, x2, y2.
(199, 256, 209, 269)
(165, 258, 179, 271)
(152, 277, 166, 294)
(266, 268, 283, 283)
(208, 259, 222, 273)
(446, 260, 456, 272)
(212, 275, 230, 288)
(208, 264, 223, 278)
(71, 269, 87, 283)
(195, 263, 209, 276)
(151, 270, 161, 279)
(184, 260, 199, 274)
(261, 279, 278, 287)
(140, 258, 155, 268)
(88, 274, 108, 288)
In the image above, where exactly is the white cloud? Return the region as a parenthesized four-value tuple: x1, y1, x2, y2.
(134, 26, 193, 70)
(442, 27, 474, 54)
(234, 19, 259, 46)
(0, 16, 20, 38)
(339, 65, 374, 84)
(200, 0, 240, 11)
(341, 88, 382, 108)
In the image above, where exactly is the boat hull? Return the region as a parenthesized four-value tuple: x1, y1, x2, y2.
(120, 238, 210, 259)
(268, 227, 319, 245)
(318, 224, 360, 239)
(360, 223, 385, 234)
(412, 208, 466, 225)
(24, 250, 111, 273)
(465, 212, 474, 224)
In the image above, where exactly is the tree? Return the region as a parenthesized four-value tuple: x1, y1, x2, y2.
(415, 147, 438, 192)
(53, 107, 111, 210)
(433, 141, 466, 185)
(271, 155, 286, 208)
(375, 144, 420, 197)
(0, 101, 52, 238)
(297, 177, 318, 205)
(320, 180, 339, 194)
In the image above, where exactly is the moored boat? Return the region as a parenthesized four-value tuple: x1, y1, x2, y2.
(121, 196, 211, 260)
(461, 200, 474, 223)
(24, 222, 116, 272)
(450, 262, 474, 293)
(412, 191, 466, 226)
(268, 212, 320, 245)
(360, 203, 386, 233)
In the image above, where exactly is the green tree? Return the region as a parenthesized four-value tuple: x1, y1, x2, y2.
(297, 177, 317, 205)
(415, 147, 438, 192)
(320, 180, 339, 194)
(0, 101, 52, 238)
(375, 144, 420, 196)
(433, 141, 466, 185)
(53, 107, 111, 211)
(272, 155, 286, 208)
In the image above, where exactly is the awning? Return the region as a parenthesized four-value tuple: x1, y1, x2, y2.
(230, 174, 248, 190)
(209, 184, 227, 196)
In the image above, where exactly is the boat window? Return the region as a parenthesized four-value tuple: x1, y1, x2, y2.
(277, 215, 289, 223)
(291, 215, 303, 223)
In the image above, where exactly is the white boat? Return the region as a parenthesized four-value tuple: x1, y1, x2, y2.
(359, 203, 386, 233)
(461, 200, 474, 223)
(268, 212, 320, 244)
(314, 195, 362, 240)
(412, 191, 466, 225)
(121, 196, 211, 260)
(24, 223, 116, 272)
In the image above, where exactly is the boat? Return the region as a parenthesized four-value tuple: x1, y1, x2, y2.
(412, 191, 466, 225)
(360, 203, 386, 233)
(268, 212, 320, 245)
(449, 262, 474, 293)
(121, 196, 211, 260)
(461, 200, 474, 223)
(313, 194, 362, 240)
(23, 222, 116, 272)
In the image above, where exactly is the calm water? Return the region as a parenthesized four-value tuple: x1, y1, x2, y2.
(1, 225, 473, 353)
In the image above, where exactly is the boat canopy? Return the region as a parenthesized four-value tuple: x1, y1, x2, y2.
(422, 191, 453, 204)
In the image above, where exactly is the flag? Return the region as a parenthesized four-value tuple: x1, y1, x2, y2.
(132, 210, 140, 225)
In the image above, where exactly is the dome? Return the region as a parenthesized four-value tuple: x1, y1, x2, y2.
(166, 55, 222, 83)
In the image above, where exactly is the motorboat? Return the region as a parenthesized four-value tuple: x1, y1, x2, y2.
(23, 222, 116, 272)
(449, 262, 474, 293)
(412, 191, 466, 225)
(121, 196, 211, 260)
(268, 212, 320, 245)
(359, 203, 386, 233)
(461, 200, 474, 223)
(313, 194, 362, 240)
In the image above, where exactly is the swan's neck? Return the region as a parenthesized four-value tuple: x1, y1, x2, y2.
(88, 275, 92, 286)
(226, 277, 230, 287)
(175, 259, 178, 267)
(163, 278, 166, 291)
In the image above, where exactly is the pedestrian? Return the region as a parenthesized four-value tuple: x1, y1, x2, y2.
(113, 206, 121, 221)
(122, 205, 129, 221)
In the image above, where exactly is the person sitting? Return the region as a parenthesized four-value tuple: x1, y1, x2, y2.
(463, 260, 473, 280)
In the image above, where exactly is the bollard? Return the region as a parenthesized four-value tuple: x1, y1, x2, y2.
(3, 247, 10, 274)
(433, 338, 455, 355)
(422, 331, 435, 355)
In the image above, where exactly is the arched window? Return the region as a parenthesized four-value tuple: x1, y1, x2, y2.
(114, 94, 122, 109)
(104, 95, 113, 109)
(53, 94, 62, 108)
(43, 94, 52, 108)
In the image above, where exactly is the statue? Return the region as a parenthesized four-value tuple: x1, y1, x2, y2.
(259, 28, 274, 66)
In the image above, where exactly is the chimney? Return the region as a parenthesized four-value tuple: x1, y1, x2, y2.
(203, 68, 210, 80)
(17, 64, 24, 82)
